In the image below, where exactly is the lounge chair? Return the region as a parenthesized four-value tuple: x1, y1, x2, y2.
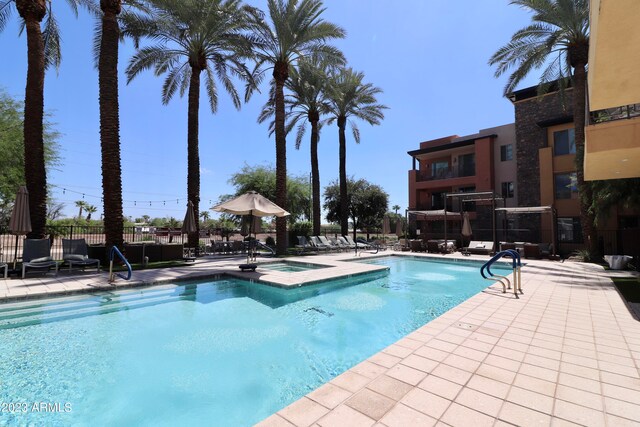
(337, 236, 356, 250)
(439, 239, 456, 254)
(524, 243, 541, 259)
(345, 235, 370, 248)
(465, 241, 494, 255)
(410, 239, 425, 252)
(309, 236, 330, 252)
(501, 242, 516, 251)
(426, 240, 440, 253)
(318, 235, 341, 252)
(22, 239, 60, 279)
(538, 243, 553, 259)
(330, 236, 349, 251)
(296, 236, 317, 253)
(62, 239, 101, 272)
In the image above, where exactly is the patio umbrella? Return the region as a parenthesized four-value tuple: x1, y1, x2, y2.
(8, 186, 32, 270)
(182, 201, 197, 256)
(212, 191, 289, 263)
(461, 211, 472, 254)
(395, 218, 403, 237)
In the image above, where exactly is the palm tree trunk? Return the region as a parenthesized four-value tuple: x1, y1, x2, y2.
(338, 116, 348, 236)
(17, 0, 47, 239)
(573, 64, 597, 254)
(310, 116, 321, 236)
(187, 66, 202, 254)
(99, 1, 124, 251)
(273, 61, 288, 255)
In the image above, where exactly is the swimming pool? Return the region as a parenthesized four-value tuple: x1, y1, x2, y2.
(0, 256, 505, 426)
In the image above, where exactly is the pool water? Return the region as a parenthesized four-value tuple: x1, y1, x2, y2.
(259, 261, 329, 272)
(0, 257, 504, 426)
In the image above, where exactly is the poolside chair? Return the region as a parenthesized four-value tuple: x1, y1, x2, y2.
(296, 236, 317, 253)
(524, 243, 541, 259)
(62, 239, 101, 272)
(465, 241, 494, 255)
(538, 243, 553, 259)
(501, 242, 516, 252)
(318, 235, 341, 252)
(337, 236, 355, 250)
(410, 239, 425, 252)
(426, 240, 440, 253)
(344, 235, 368, 248)
(22, 238, 60, 279)
(310, 236, 331, 252)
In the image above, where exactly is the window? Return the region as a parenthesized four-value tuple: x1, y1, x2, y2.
(554, 173, 578, 199)
(431, 192, 445, 210)
(500, 144, 513, 161)
(501, 182, 514, 199)
(558, 217, 583, 243)
(458, 153, 475, 177)
(431, 161, 448, 178)
(553, 128, 576, 156)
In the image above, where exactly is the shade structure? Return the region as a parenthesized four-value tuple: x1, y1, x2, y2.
(181, 201, 197, 235)
(382, 216, 390, 235)
(395, 219, 403, 237)
(212, 191, 290, 217)
(461, 212, 473, 237)
(9, 186, 32, 269)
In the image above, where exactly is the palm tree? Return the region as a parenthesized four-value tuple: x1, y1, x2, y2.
(1, 0, 92, 238)
(392, 204, 400, 215)
(125, 0, 255, 253)
(488, 0, 594, 252)
(327, 68, 387, 236)
(85, 204, 97, 221)
(248, 0, 345, 254)
(200, 210, 210, 226)
(258, 57, 337, 236)
(75, 200, 88, 220)
(96, 0, 132, 251)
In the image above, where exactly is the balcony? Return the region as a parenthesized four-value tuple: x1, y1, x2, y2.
(415, 166, 476, 182)
(585, 103, 640, 180)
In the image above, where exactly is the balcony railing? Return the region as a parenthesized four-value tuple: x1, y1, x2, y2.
(415, 166, 475, 182)
(590, 103, 640, 125)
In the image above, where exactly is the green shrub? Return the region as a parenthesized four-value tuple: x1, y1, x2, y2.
(289, 221, 312, 246)
(265, 236, 275, 247)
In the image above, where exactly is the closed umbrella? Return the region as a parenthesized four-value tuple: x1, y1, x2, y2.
(182, 201, 197, 258)
(461, 211, 472, 254)
(8, 186, 32, 270)
(212, 191, 289, 263)
(395, 218, 403, 237)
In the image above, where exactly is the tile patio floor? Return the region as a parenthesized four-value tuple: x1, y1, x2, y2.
(1, 251, 639, 426)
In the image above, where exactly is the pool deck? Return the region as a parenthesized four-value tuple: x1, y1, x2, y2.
(1, 251, 640, 426)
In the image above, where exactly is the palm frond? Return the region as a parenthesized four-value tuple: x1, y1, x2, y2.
(204, 66, 219, 113)
(0, 0, 14, 33)
(42, 7, 61, 71)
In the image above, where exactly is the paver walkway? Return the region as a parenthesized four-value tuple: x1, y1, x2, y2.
(258, 259, 640, 427)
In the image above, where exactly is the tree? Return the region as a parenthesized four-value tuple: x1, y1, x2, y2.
(74, 200, 87, 220)
(225, 164, 310, 224)
(392, 204, 400, 215)
(326, 68, 387, 236)
(141, 214, 150, 224)
(248, 0, 345, 254)
(589, 178, 640, 226)
(488, 0, 594, 252)
(0, 90, 59, 225)
(125, 0, 256, 254)
(85, 204, 97, 221)
(46, 200, 65, 221)
(1, 0, 92, 238)
(323, 177, 388, 240)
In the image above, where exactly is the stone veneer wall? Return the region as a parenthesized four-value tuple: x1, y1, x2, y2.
(513, 89, 573, 242)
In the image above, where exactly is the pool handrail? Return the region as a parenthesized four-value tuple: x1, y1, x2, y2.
(108, 245, 132, 282)
(480, 250, 522, 298)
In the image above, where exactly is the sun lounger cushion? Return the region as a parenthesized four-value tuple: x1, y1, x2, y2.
(31, 256, 53, 263)
(64, 254, 87, 262)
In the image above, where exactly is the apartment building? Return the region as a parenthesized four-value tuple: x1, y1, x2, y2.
(407, 124, 516, 241)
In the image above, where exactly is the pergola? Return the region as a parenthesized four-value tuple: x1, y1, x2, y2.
(495, 205, 557, 256)
(408, 191, 504, 248)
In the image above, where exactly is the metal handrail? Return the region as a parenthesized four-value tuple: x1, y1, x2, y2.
(109, 246, 132, 283)
(481, 250, 522, 298)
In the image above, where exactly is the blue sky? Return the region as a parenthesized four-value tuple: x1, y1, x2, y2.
(1, 0, 540, 221)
